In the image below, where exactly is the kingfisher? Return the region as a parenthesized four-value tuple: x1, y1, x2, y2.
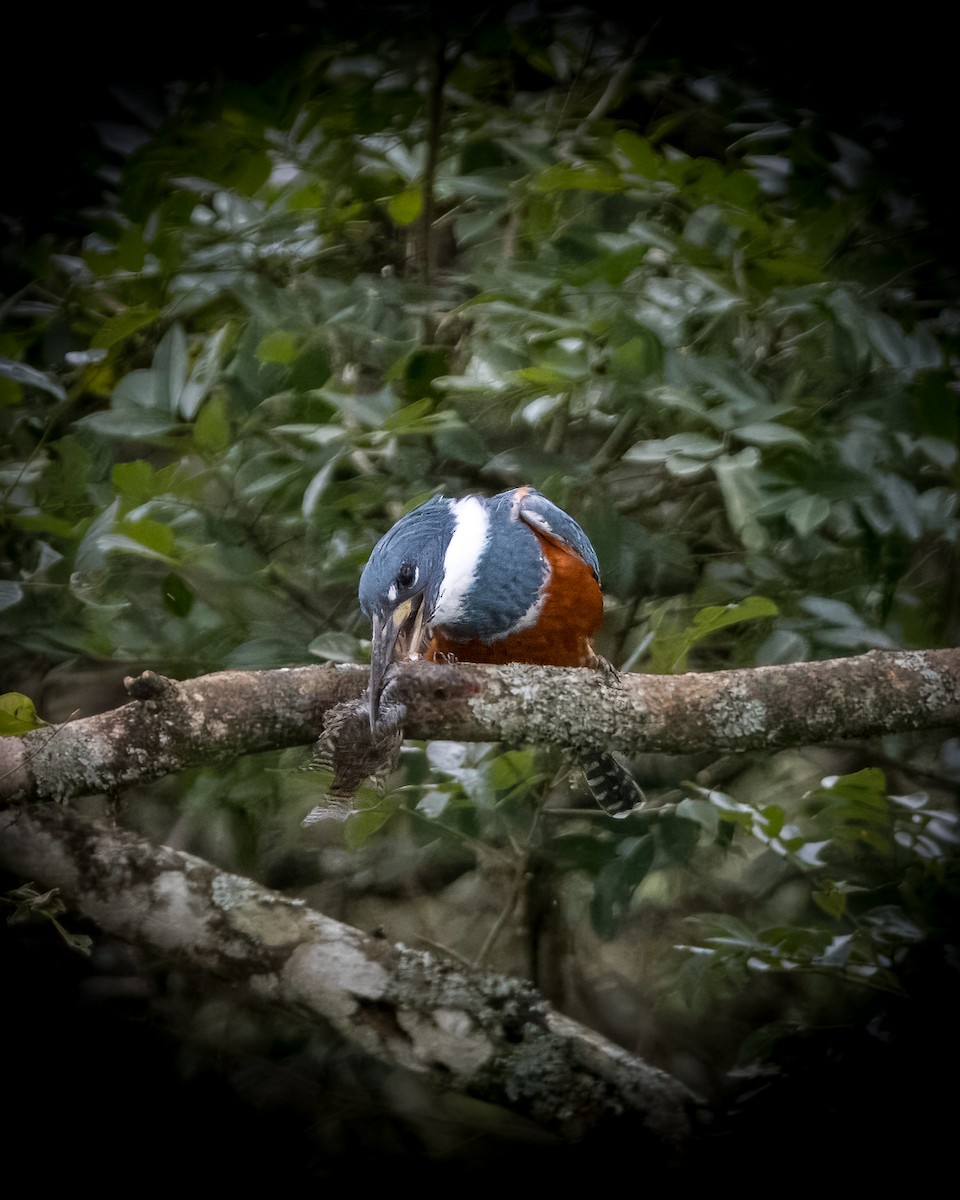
(358, 485, 642, 813)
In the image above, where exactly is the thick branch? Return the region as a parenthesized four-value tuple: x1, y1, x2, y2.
(2, 649, 958, 804)
(0, 800, 701, 1148)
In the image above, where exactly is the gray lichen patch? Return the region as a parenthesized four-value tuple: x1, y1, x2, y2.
(497, 1028, 613, 1131)
(211, 873, 304, 911)
(707, 694, 768, 743)
(890, 648, 957, 708)
(211, 872, 308, 946)
(467, 665, 615, 753)
(389, 945, 548, 1040)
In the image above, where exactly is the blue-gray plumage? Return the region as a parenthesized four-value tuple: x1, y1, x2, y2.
(358, 485, 643, 812)
(359, 486, 599, 637)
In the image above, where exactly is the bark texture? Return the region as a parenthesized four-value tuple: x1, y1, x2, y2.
(1, 649, 958, 804)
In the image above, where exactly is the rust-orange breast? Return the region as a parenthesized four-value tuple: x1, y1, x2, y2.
(427, 531, 602, 667)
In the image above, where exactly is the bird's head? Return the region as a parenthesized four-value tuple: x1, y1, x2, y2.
(358, 497, 450, 731)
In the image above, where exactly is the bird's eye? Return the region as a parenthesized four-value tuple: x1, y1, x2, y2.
(396, 562, 416, 589)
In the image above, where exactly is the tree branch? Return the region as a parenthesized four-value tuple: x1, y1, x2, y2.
(0, 800, 702, 1148)
(1, 649, 958, 804)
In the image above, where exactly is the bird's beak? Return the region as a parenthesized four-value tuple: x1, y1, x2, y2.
(367, 595, 425, 732)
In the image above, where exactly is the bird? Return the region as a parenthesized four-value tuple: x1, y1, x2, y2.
(358, 485, 643, 813)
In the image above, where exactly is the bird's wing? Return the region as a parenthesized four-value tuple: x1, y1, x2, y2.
(512, 487, 601, 581)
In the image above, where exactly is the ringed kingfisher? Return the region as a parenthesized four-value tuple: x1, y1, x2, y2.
(358, 485, 642, 813)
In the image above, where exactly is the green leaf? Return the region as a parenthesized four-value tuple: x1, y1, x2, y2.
(0, 581, 24, 612)
(0, 376, 22, 407)
(786, 494, 830, 537)
(613, 131, 661, 178)
(91, 305, 161, 350)
(534, 162, 623, 193)
(118, 517, 176, 557)
(487, 749, 537, 792)
(819, 767, 888, 804)
(74, 410, 180, 440)
(308, 631, 364, 663)
(433, 421, 488, 466)
(691, 595, 779, 636)
(513, 366, 570, 387)
(651, 596, 778, 673)
(256, 331, 299, 364)
(161, 573, 194, 617)
(0, 357, 66, 401)
(179, 325, 228, 418)
(674, 797, 719, 835)
(112, 460, 156, 507)
(713, 449, 768, 552)
(301, 458, 340, 519)
(734, 422, 810, 450)
(345, 796, 400, 850)
(610, 334, 660, 382)
(384, 397, 435, 429)
(0, 692, 47, 734)
(812, 880, 850, 919)
(386, 186, 423, 226)
(194, 397, 231, 452)
(589, 835, 655, 939)
(153, 322, 189, 413)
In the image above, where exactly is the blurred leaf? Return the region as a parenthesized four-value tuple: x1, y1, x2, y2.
(162, 573, 194, 617)
(345, 795, 401, 850)
(589, 835, 655, 939)
(0, 692, 47, 734)
(734, 422, 809, 449)
(487, 749, 537, 792)
(154, 322, 188, 413)
(613, 130, 661, 177)
(786, 494, 830, 537)
(257, 331, 299, 364)
(74, 409, 181, 439)
(713, 449, 768, 551)
(308, 631, 364, 663)
(651, 596, 778, 673)
(179, 326, 229, 419)
(386, 186, 423, 226)
(194, 396, 231, 451)
(112, 460, 155, 507)
(91, 306, 161, 350)
(0, 581, 24, 612)
(534, 162, 623, 192)
(0, 357, 66, 401)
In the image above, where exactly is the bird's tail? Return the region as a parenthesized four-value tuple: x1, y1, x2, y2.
(582, 752, 645, 814)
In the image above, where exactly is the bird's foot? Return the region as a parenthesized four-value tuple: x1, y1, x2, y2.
(588, 651, 621, 681)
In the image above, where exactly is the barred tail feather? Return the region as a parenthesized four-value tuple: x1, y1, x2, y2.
(583, 752, 645, 814)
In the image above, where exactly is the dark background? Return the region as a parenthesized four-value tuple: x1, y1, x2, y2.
(3, 5, 954, 255)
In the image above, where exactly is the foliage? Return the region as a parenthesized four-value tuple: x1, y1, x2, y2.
(0, 692, 47, 734)
(2, 6, 958, 1125)
(674, 768, 959, 995)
